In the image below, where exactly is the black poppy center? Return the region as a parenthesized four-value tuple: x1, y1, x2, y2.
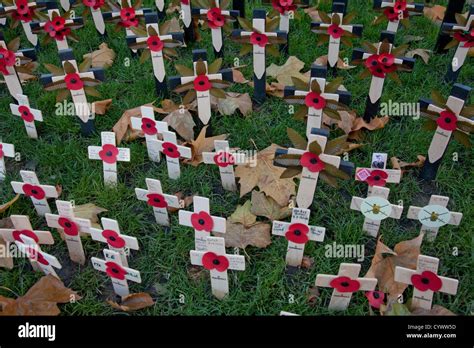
(371, 61, 378, 66)
(376, 68, 383, 73)
(146, 123, 151, 128)
(293, 229, 301, 236)
(310, 158, 318, 164)
(65, 222, 72, 228)
(126, 12, 131, 17)
(381, 58, 388, 63)
(154, 198, 161, 203)
(109, 236, 116, 242)
(152, 40, 158, 45)
(445, 117, 452, 123)
(256, 36, 262, 41)
(421, 277, 430, 285)
(19, 5, 25, 9)
(56, 20, 61, 25)
(213, 259, 220, 265)
(373, 292, 380, 299)
(106, 151, 113, 157)
(313, 98, 319, 104)
(341, 281, 350, 287)
(71, 78, 77, 84)
(198, 219, 205, 225)
(32, 189, 38, 194)
(374, 175, 381, 181)
(112, 268, 119, 274)
(199, 80, 205, 85)
(167, 147, 174, 152)
(23, 111, 29, 116)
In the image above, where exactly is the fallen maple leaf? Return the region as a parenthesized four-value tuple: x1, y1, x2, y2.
(232, 67, 248, 84)
(314, 55, 356, 70)
(107, 292, 154, 311)
(229, 200, 257, 227)
(183, 126, 227, 166)
(0, 194, 20, 213)
(266, 56, 309, 85)
(73, 203, 108, 228)
(163, 108, 196, 142)
(250, 190, 291, 221)
(92, 99, 112, 115)
(83, 43, 116, 69)
(323, 109, 357, 135)
(349, 116, 390, 140)
(423, 5, 445, 24)
(112, 103, 155, 143)
(390, 155, 426, 171)
(217, 92, 252, 117)
(215, 221, 271, 249)
(406, 49, 432, 64)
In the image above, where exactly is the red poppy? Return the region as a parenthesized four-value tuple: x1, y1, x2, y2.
(394, 0, 407, 12)
(15, 0, 30, 14)
(51, 16, 66, 31)
(147, 35, 164, 52)
(12, 229, 39, 243)
(146, 193, 168, 208)
(191, 211, 214, 232)
(202, 251, 229, 272)
(119, 7, 138, 28)
(105, 261, 127, 280)
(102, 229, 126, 249)
(65, 73, 84, 90)
(0, 144, 3, 159)
(161, 142, 181, 159)
(384, 7, 399, 21)
(213, 152, 235, 168)
(83, 0, 104, 9)
(436, 110, 458, 131)
(181, 0, 189, 4)
(207, 7, 225, 29)
(0, 47, 16, 75)
(58, 217, 79, 236)
(304, 91, 327, 110)
(18, 105, 34, 122)
(454, 29, 474, 48)
(377, 53, 397, 73)
(250, 32, 269, 47)
(272, 0, 296, 14)
(141, 117, 158, 135)
(411, 271, 443, 292)
(194, 75, 212, 92)
(365, 170, 388, 187)
(300, 152, 326, 173)
(27, 247, 49, 265)
(327, 24, 344, 39)
(329, 276, 361, 293)
(23, 183, 46, 200)
(12, 8, 34, 22)
(99, 144, 119, 164)
(285, 223, 309, 244)
(365, 290, 385, 309)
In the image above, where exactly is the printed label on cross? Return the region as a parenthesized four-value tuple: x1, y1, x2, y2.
(315, 263, 377, 310)
(394, 255, 458, 310)
(190, 236, 245, 299)
(350, 186, 403, 237)
(135, 178, 180, 226)
(355, 152, 401, 194)
(90, 217, 139, 267)
(10, 94, 43, 139)
(151, 130, 192, 179)
(11, 170, 59, 216)
(91, 248, 142, 297)
(0, 1, 42, 45)
(272, 207, 325, 267)
(88, 131, 131, 186)
(179, 196, 226, 251)
(407, 195, 463, 241)
(45, 200, 91, 265)
(0, 141, 15, 181)
(130, 106, 169, 162)
(374, 0, 424, 33)
(15, 235, 62, 278)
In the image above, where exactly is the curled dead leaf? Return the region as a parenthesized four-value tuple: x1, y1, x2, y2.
(390, 155, 426, 171)
(92, 99, 113, 115)
(183, 126, 227, 166)
(250, 190, 291, 221)
(83, 43, 116, 68)
(107, 292, 154, 312)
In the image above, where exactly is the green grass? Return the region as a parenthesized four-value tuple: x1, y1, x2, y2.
(0, 0, 472, 316)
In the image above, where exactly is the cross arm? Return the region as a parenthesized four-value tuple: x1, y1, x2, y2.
(394, 265, 416, 284)
(439, 276, 458, 295)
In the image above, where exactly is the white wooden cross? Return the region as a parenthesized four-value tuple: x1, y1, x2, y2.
(91, 248, 141, 297)
(151, 130, 191, 179)
(60, 0, 70, 11)
(394, 255, 458, 310)
(90, 217, 139, 267)
(15, 235, 62, 278)
(407, 195, 463, 241)
(375, 0, 424, 33)
(88, 132, 131, 186)
(180, 0, 193, 36)
(130, 106, 169, 163)
(0, 0, 41, 45)
(10, 94, 43, 139)
(85, 0, 107, 34)
(33, 8, 77, 51)
(10, 170, 59, 216)
(135, 178, 180, 226)
(354, 152, 401, 194)
(179, 196, 226, 251)
(190, 236, 245, 299)
(315, 263, 378, 310)
(0, 141, 15, 181)
(445, 11, 473, 80)
(0, 36, 24, 100)
(350, 186, 403, 237)
(272, 207, 325, 267)
(45, 200, 91, 265)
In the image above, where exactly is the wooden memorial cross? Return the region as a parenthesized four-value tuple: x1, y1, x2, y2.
(91, 249, 141, 297)
(169, 49, 233, 125)
(394, 255, 458, 310)
(40, 48, 105, 136)
(16, 235, 62, 278)
(419, 84, 473, 181)
(11, 170, 59, 216)
(435, 0, 467, 54)
(88, 131, 131, 186)
(354, 152, 402, 193)
(0, 141, 15, 181)
(232, 0, 244, 20)
(272, 207, 325, 267)
(90, 218, 139, 267)
(155, 0, 165, 19)
(59, 0, 71, 11)
(0, 215, 54, 270)
(231, 9, 287, 105)
(311, 1, 363, 70)
(179, 0, 194, 42)
(190, 236, 245, 299)
(179, 196, 226, 251)
(135, 178, 180, 226)
(284, 64, 351, 137)
(352, 31, 415, 122)
(350, 185, 403, 237)
(407, 195, 463, 241)
(152, 130, 192, 179)
(130, 106, 169, 162)
(316, 263, 378, 310)
(10, 94, 43, 139)
(373, 0, 424, 33)
(45, 200, 91, 264)
(80, 0, 109, 35)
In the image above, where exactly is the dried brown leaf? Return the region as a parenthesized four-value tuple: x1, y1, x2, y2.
(215, 221, 272, 249)
(83, 43, 116, 68)
(107, 292, 154, 312)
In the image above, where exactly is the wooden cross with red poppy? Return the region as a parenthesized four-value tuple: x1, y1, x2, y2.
(179, 196, 226, 251)
(418, 83, 473, 181)
(311, 1, 363, 69)
(407, 195, 463, 242)
(190, 236, 245, 299)
(91, 248, 142, 297)
(315, 263, 378, 311)
(434, 0, 467, 54)
(284, 64, 351, 137)
(10, 94, 43, 139)
(0, 214, 54, 270)
(152, 130, 192, 179)
(441, 5, 473, 82)
(0, 141, 15, 181)
(10, 170, 60, 216)
(45, 200, 92, 265)
(169, 49, 233, 125)
(130, 106, 169, 162)
(352, 31, 415, 122)
(231, 9, 287, 105)
(88, 131, 131, 186)
(135, 178, 181, 226)
(15, 234, 62, 278)
(394, 255, 458, 310)
(354, 152, 402, 193)
(272, 207, 325, 267)
(177, 0, 194, 42)
(373, 0, 424, 33)
(90, 218, 139, 267)
(265, 0, 308, 33)
(79, 0, 109, 35)
(350, 186, 403, 237)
